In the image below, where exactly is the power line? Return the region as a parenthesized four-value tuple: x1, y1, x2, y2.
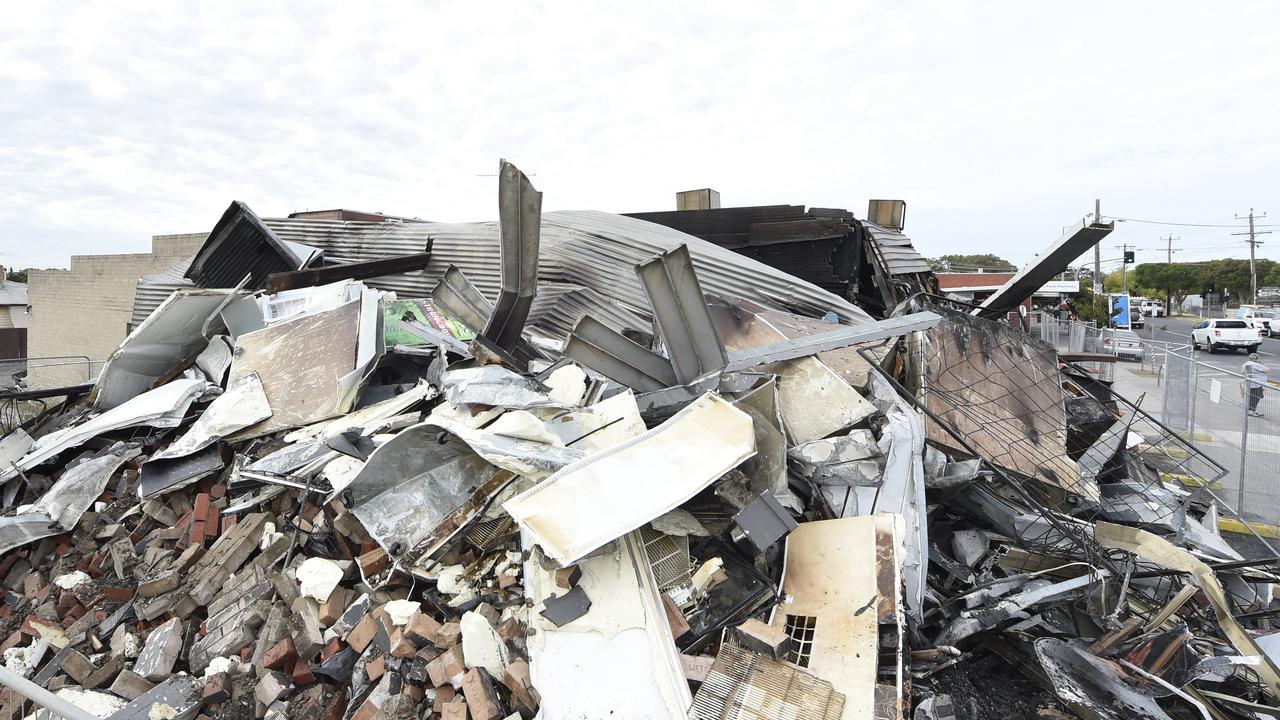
(1103, 215, 1280, 229)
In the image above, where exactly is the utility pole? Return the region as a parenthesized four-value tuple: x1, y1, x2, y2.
(1233, 209, 1270, 304)
(1163, 235, 1181, 315)
(1093, 199, 1103, 295)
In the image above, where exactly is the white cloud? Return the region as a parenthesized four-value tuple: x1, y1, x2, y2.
(2, 0, 1278, 272)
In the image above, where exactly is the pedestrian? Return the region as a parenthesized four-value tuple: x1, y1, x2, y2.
(1243, 352, 1271, 417)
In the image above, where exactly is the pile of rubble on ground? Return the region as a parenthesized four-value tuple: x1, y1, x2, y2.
(3, 163, 1280, 720)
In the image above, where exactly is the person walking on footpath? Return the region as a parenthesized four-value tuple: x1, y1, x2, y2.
(1243, 352, 1271, 417)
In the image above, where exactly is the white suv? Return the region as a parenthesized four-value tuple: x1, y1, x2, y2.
(1191, 319, 1263, 354)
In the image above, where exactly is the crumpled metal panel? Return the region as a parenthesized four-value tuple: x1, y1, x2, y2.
(347, 422, 503, 563)
(260, 210, 870, 342)
(918, 302, 1089, 504)
(132, 257, 195, 327)
(1034, 637, 1173, 720)
(0, 443, 140, 555)
(95, 289, 244, 410)
(0, 378, 207, 484)
(150, 372, 271, 462)
(441, 366, 567, 410)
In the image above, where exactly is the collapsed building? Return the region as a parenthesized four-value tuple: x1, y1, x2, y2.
(0, 162, 1276, 720)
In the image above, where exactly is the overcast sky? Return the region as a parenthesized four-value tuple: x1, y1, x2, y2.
(3, 1, 1278, 274)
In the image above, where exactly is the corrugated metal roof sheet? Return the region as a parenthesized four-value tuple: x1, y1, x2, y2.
(133, 258, 195, 326)
(137, 210, 871, 342)
(268, 210, 870, 340)
(862, 221, 931, 276)
(185, 201, 304, 288)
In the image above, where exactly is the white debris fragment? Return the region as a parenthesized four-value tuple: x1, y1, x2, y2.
(110, 626, 140, 658)
(50, 687, 128, 718)
(544, 364, 588, 405)
(384, 599, 421, 626)
(53, 570, 92, 590)
(436, 565, 469, 595)
(460, 610, 512, 676)
(487, 410, 563, 445)
(203, 655, 241, 679)
(297, 557, 345, 602)
(692, 558, 727, 597)
(259, 521, 284, 550)
(3, 639, 48, 678)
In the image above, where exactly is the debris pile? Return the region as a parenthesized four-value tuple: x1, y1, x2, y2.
(2, 162, 1278, 719)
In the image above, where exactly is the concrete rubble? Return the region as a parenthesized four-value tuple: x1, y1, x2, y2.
(1, 163, 1278, 719)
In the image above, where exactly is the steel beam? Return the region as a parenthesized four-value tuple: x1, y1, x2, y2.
(976, 219, 1114, 319)
(264, 246, 433, 294)
(635, 245, 727, 384)
(483, 159, 542, 349)
(563, 316, 678, 392)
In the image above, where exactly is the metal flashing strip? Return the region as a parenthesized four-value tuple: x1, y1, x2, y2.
(722, 311, 939, 372)
(563, 315, 678, 392)
(636, 245, 728, 384)
(484, 159, 542, 349)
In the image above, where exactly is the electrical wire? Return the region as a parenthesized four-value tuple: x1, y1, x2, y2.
(1103, 215, 1280, 229)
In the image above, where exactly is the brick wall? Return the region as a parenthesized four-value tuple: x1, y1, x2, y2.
(24, 233, 206, 389)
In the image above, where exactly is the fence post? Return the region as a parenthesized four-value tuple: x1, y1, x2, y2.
(1239, 376, 1252, 515)
(1188, 356, 1198, 446)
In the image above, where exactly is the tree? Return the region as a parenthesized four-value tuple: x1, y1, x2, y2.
(1265, 264, 1280, 289)
(928, 254, 1017, 272)
(3, 269, 25, 284)
(1102, 270, 1127, 293)
(1071, 282, 1112, 324)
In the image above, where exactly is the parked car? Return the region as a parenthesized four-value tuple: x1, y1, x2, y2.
(1103, 329, 1145, 361)
(1140, 299, 1164, 317)
(1235, 305, 1280, 337)
(1191, 319, 1263, 353)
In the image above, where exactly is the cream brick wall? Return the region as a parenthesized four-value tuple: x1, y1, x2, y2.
(25, 233, 207, 388)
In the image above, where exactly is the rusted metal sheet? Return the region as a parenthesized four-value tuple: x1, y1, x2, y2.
(918, 302, 1090, 503)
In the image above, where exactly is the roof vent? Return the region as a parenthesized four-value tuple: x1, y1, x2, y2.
(867, 199, 906, 231)
(676, 189, 721, 211)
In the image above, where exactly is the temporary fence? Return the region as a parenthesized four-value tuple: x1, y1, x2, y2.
(0, 356, 102, 434)
(1163, 352, 1280, 525)
(1027, 313, 1280, 528)
(6, 355, 101, 391)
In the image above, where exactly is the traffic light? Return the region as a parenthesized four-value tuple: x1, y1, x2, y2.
(1124, 251, 1135, 264)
